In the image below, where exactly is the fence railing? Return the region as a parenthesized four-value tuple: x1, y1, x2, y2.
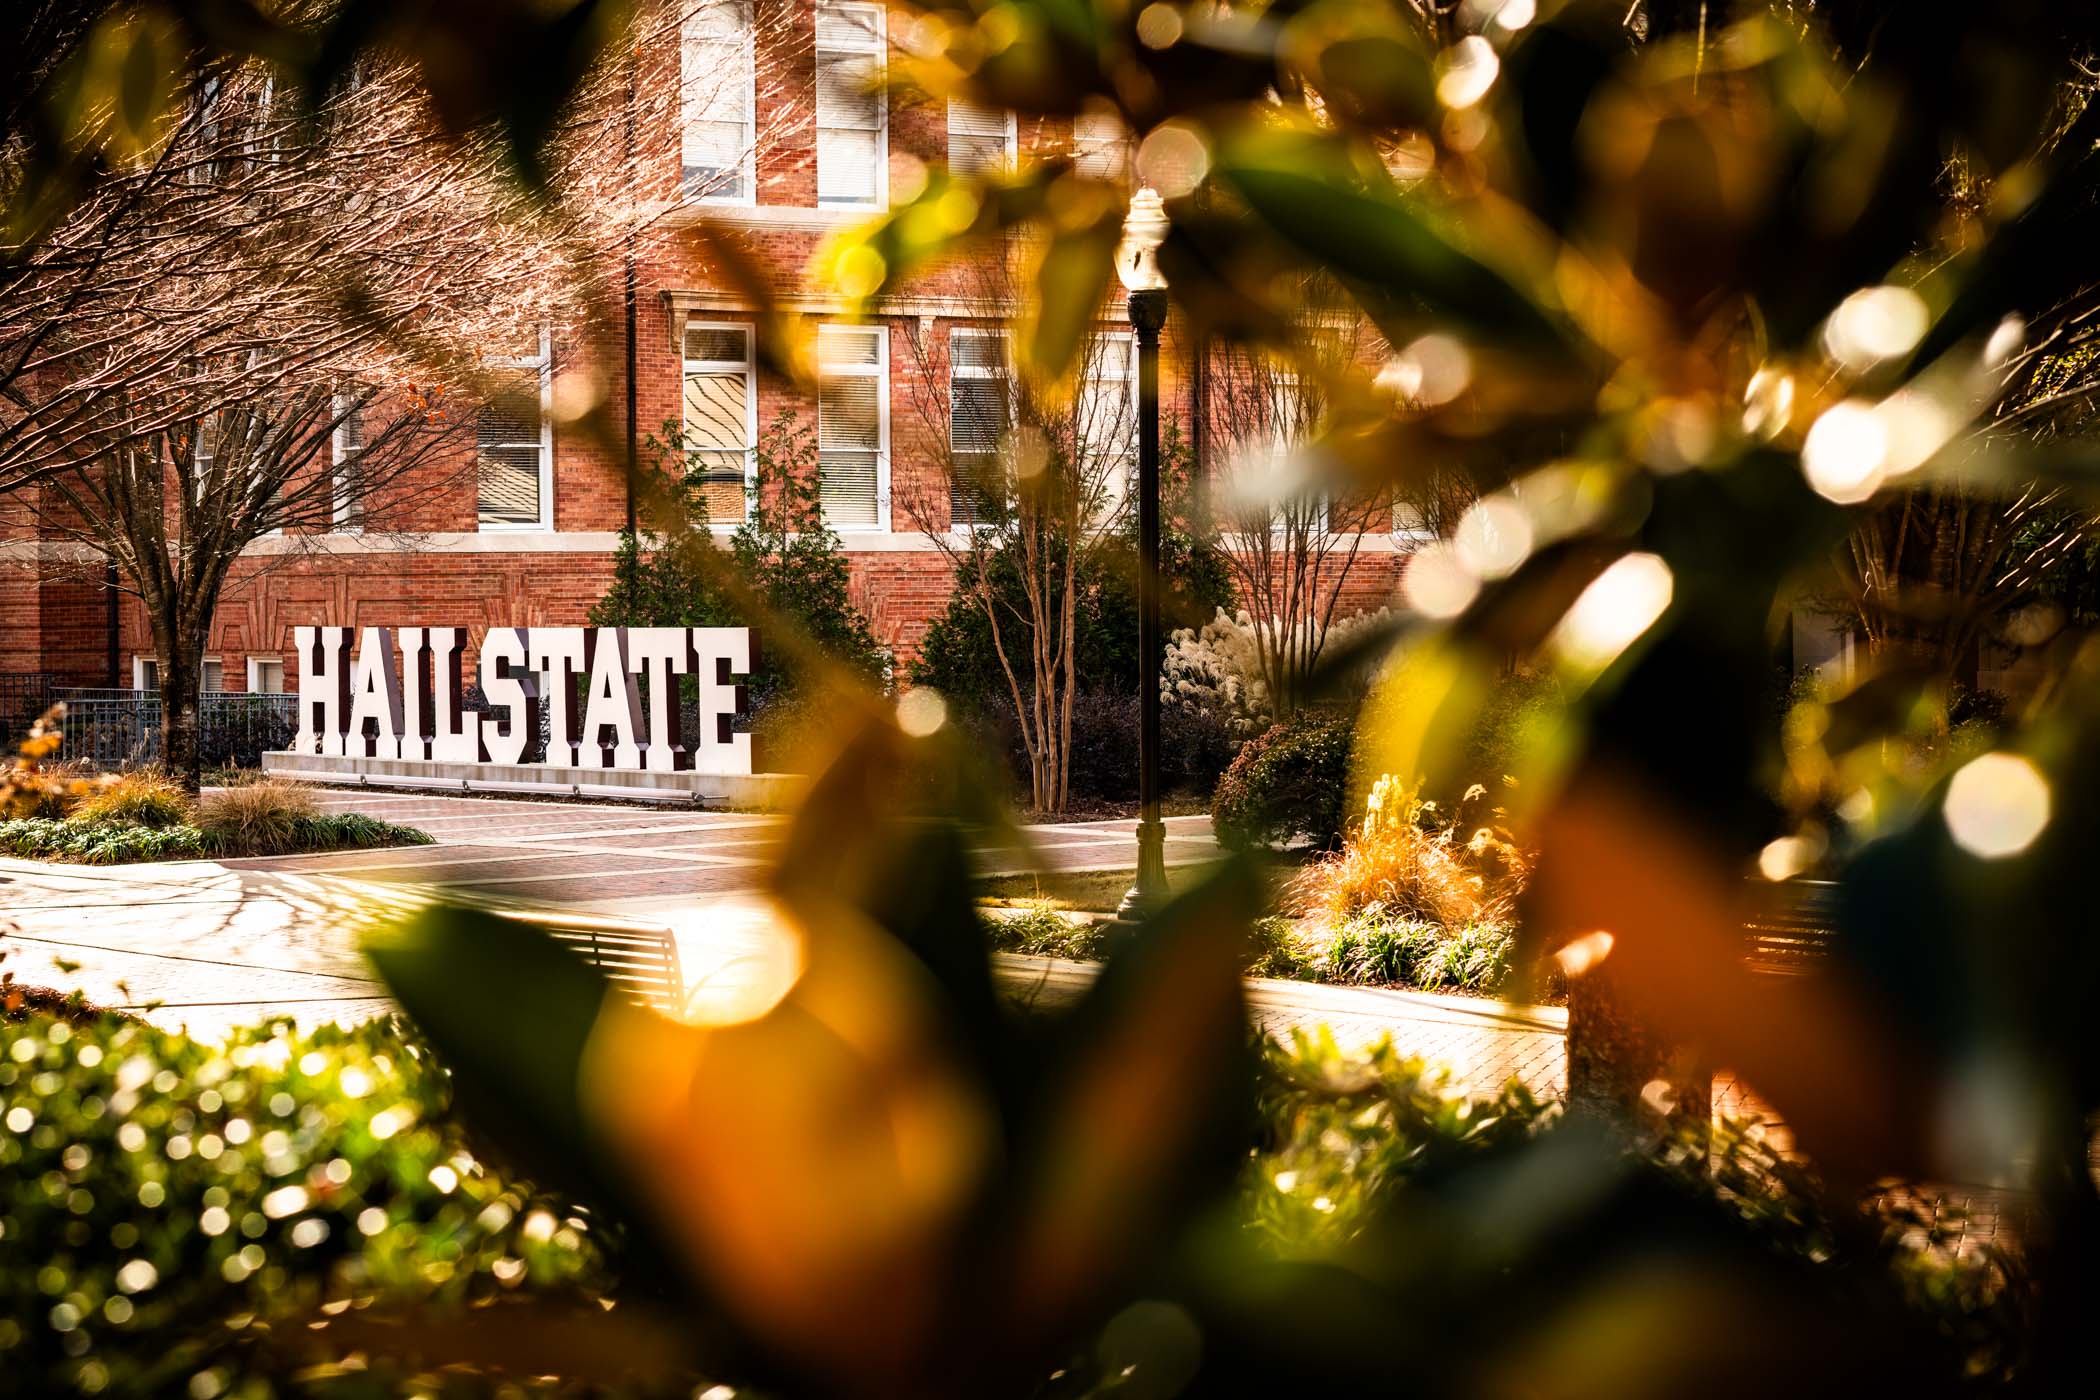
(0, 672, 58, 742)
(53, 689, 297, 769)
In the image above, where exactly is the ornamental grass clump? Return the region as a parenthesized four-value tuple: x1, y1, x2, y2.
(1287, 774, 1527, 927)
(66, 770, 193, 828)
(195, 779, 318, 855)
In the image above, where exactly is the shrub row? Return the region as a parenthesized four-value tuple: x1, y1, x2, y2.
(0, 813, 433, 865)
(1322, 913, 1520, 994)
(0, 1011, 603, 1396)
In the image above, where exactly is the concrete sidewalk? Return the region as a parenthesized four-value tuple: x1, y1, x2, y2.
(0, 848, 1568, 1099)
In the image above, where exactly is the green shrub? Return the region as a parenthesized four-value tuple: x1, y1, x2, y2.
(68, 771, 193, 828)
(1246, 916, 1316, 981)
(987, 906, 1111, 961)
(1, 813, 431, 864)
(0, 1011, 603, 1397)
(0, 818, 204, 863)
(1247, 1028, 1549, 1250)
(1319, 912, 1519, 994)
(1211, 710, 1356, 850)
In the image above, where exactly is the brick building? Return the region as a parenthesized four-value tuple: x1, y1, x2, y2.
(1, 1, 1410, 699)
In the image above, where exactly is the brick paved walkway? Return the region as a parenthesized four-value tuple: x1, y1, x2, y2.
(0, 790, 1569, 1099)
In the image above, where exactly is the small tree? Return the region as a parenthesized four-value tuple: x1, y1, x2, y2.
(593, 412, 888, 705)
(1203, 285, 1388, 718)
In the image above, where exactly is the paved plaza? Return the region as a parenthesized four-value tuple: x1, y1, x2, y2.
(0, 788, 1569, 1098)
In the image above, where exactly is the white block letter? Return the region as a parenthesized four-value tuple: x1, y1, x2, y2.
(479, 628, 541, 766)
(344, 627, 404, 759)
(527, 627, 590, 768)
(629, 627, 695, 772)
(691, 627, 753, 776)
(427, 627, 478, 763)
(294, 626, 354, 757)
(579, 629, 644, 770)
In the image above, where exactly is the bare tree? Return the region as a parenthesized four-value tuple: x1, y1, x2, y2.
(1, 3, 806, 789)
(1203, 292, 1387, 718)
(899, 263, 1140, 812)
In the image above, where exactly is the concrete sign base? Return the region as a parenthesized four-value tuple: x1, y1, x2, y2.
(261, 749, 805, 809)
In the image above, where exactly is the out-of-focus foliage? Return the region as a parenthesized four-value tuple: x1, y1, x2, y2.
(0, 1012, 609, 1398)
(366, 717, 1264, 1396)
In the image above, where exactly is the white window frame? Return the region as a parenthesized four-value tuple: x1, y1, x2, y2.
(476, 327, 554, 533)
(202, 659, 224, 694)
(682, 319, 759, 529)
(946, 98, 1016, 175)
(815, 2, 888, 210)
(948, 326, 1014, 525)
(682, 1, 757, 206)
(247, 656, 286, 694)
(133, 656, 158, 692)
(816, 322, 890, 532)
(330, 392, 364, 533)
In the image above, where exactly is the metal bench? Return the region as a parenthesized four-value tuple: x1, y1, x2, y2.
(490, 909, 686, 1013)
(1742, 878, 1840, 976)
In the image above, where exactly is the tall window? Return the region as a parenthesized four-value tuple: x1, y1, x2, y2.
(331, 394, 364, 531)
(949, 328, 1010, 525)
(683, 321, 756, 523)
(947, 98, 1014, 175)
(816, 324, 886, 528)
(682, 1, 754, 201)
(1079, 332, 1137, 510)
(816, 3, 885, 207)
(476, 332, 551, 530)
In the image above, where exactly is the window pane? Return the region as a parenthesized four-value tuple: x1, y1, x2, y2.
(819, 324, 881, 365)
(685, 325, 748, 362)
(818, 128, 880, 204)
(684, 371, 749, 451)
(951, 377, 1008, 454)
(819, 450, 879, 525)
(820, 375, 880, 450)
(683, 2, 751, 201)
(1074, 110, 1128, 180)
(947, 99, 1010, 174)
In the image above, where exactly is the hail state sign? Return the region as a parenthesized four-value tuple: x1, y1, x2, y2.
(292, 626, 754, 776)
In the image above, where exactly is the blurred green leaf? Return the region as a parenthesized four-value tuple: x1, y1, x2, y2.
(1213, 124, 1574, 355)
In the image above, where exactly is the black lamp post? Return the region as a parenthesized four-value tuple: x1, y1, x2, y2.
(1117, 188, 1170, 920)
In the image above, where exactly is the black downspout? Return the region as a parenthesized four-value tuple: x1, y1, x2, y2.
(104, 559, 118, 687)
(622, 43, 639, 536)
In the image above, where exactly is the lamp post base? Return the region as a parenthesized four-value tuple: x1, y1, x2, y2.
(1115, 814, 1169, 922)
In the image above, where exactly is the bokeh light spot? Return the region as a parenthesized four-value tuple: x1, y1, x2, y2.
(1944, 752, 2050, 859)
(1400, 540, 1480, 619)
(1552, 553, 1673, 671)
(1802, 400, 1888, 504)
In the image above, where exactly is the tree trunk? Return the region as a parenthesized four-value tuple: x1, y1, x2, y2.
(151, 608, 206, 795)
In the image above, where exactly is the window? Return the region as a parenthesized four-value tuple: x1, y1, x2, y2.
(816, 324, 887, 528)
(248, 657, 286, 694)
(948, 328, 1010, 525)
(683, 322, 756, 523)
(476, 331, 551, 530)
(132, 658, 219, 691)
(682, 2, 754, 201)
(816, 3, 886, 207)
(1074, 108, 1130, 181)
(947, 98, 1014, 175)
(1079, 332, 1137, 509)
(1226, 373, 1326, 532)
(332, 394, 365, 531)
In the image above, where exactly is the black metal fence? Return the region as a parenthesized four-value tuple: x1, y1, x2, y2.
(52, 689, 297, 769)
(0, 672, 58, 743)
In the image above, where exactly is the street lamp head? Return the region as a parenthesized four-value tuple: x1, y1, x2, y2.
(1116, 186, 1170, 294)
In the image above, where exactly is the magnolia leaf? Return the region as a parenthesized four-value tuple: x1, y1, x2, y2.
(1214, 126, 1571, 354)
